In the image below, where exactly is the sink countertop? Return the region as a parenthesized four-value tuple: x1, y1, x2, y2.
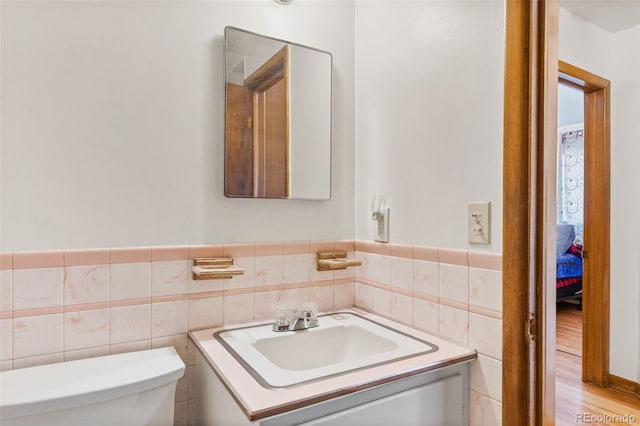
(188, 307, 477, 421)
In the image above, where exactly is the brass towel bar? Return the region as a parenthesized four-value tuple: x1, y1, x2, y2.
(316, 250, 362, 271)
(191, 258, 245, 280)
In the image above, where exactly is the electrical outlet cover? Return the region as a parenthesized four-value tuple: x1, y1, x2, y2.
(468, 202, 490, 244)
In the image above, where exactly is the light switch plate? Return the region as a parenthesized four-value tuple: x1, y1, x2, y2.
(468, 202, 490, 244)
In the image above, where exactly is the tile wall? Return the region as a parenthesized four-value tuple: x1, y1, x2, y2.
(0, 240, 502, 426)
(0, 241, 356, 425)
(353, 241, 503, 426)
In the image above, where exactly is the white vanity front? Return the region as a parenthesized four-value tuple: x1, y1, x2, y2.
(189, 308, 476, 425)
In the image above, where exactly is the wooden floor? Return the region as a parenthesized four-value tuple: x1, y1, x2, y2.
(556, 302, 640, 425)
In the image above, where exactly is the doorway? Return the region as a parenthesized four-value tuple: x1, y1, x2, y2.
(557, 61, 610, 389)
(502, 2, 640, 423)
(555, 80, 586, 422)
(555, 63, 613, 422)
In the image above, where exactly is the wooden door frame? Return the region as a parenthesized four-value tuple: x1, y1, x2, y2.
(503, 1, 613, 424)
(558, 61, 611, 388)
(502, 0, 558, 424)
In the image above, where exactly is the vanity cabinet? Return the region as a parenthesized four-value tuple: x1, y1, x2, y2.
(190, 309, 475, 426)
(297, 373, 465, 426)
(193, 348, 470, 426)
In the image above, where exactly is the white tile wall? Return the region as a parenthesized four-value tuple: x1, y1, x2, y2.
(1, 243, 502, 426)
(110, 263, 151, 300)
(469, 268, 502, 313)
(309, 285, 334, 311)
(391, 292, 414, 325)
(253, 291, 283, 320)
(223, 293, 254, 324)
(282, 287, 310, 310)
(470, 390, 502, 426)
(355, 283, 373, 310)
(13, 314, 63, 358)
(283, 254, 310, 284)
(439, 264, 469, 305)
(413, 260, 439, 297)
(110, 339, 151, 355)
(152, 301, 189, 338)
(1, 319, 12, 360)
(13, 268, 63, 309)
(369, 253, 392, 286)
(471, 354, 502, 402)
(64, 265, 109, 304)
(187, 297, 223, 330)
(333, 282, 355, 309)
(391, 257, 413, 291)
(1, 270, 13, 311)
(354, 247, 502, 425)
(109, 304, 151, 344)
(469, 312, 502, 360)
(64, 309, 110, 351)
(413, 298, 439, 334)
(439, 305, 469, 346)
(13, 352, 64, 369)
(371, 286, 392, 317)
(152, 261, 189, 297)
(254, 256, 284, 287)
(63, 345, 110, 362)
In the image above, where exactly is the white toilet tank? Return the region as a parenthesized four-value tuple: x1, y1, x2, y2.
(0, 347, 185, 426)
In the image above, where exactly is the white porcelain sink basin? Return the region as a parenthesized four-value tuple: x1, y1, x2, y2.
(214, 312, 438, 387)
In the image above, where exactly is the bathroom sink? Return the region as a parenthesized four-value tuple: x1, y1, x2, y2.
(252, 324, 398, 371)
(214, 312, 438, 387)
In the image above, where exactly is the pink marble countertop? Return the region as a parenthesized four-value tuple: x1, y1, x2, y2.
(188, 307, 476, 421)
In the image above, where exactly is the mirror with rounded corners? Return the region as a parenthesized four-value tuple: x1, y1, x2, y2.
(224, 26, 332, 200)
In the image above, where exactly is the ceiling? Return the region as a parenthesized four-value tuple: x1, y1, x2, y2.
(559, 0, 640, 33)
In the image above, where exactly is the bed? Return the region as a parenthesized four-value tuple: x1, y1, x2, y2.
(556, 224, 583, 306)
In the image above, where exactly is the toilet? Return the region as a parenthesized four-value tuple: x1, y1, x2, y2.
(0, 347, 185, 426)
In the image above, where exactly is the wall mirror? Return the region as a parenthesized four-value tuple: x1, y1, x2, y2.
(224, 26, 332, 200)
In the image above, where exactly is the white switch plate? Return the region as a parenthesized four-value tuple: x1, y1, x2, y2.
(468, 202, 490, 244)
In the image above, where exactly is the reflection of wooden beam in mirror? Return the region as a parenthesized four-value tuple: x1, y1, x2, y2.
(225, 83, 254, 196)
(225, 44, 290, 198)
(246, 45, 289, 198)
(244, 45, 288, 92)
(254, 78, 288, 197)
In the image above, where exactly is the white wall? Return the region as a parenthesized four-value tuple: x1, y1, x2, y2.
(610, 24, 640, 384)
(354, 1, 504, 251)
(0, 1, 355, 251)
(558, 84, 584, 128)
(559, 7, 612, 78)
(559, 7, 640, 382)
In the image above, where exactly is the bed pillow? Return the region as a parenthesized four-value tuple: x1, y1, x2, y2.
(557, 224, 576, 256)
(573, 223, 584, 245)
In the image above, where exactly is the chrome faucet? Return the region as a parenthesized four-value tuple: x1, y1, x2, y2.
(272, 304, 319, 332)
(290, 309, 319, 330)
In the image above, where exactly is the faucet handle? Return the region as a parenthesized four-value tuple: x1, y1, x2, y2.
(304, 302, 318, 318)
(303, 302, 318, 327)
(273, 306, 291, 328)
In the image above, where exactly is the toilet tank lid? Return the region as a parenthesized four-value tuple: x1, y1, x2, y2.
(0, 347, 185, 419)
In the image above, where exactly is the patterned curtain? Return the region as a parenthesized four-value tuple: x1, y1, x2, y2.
(557, 126, 584, 242)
